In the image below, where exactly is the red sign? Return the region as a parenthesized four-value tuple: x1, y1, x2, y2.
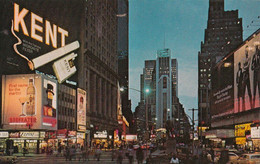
(9, 116, 37, 126)
(9, 132, 20, 138)
(46, 131, 57, 139)
(43, 117, 57, 127)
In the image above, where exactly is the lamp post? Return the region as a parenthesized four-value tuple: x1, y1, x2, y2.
(188, 108, 198, 156)
(121, 87, 150, 157)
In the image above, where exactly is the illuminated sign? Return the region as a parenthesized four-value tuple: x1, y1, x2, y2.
(125, 135, 138, 141)
(53, 53, 78, 83)
(77, 133, 85, 139)
(2, 74, 57, 130)
(9, 132, 20, 138)
(9, 116, 37, 126)
(77, 88, 86, 132)
(20, 131, 39, 138)
(236, 137, 246, 145)
(0, 132, 9, 138)
(94, 131, 107, 139)
(68, 131, 77, 137)
(251, 127, 260, 139)
(40, 132, 45, 138)
(235, 123, 251, 137)
(13, 3, 68, 48)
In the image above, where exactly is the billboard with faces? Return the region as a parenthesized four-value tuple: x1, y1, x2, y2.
(77, 88, 86, 132)
(234, 33, 260, 113)
(2, 74, 57, 130)
(211, 31, 260, 118)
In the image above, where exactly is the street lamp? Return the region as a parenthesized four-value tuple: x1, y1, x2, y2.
(121, 86, 150, 157)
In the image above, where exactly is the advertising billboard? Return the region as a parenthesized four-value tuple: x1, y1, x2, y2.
(234, 34, 260, 113)
(2, 74, 57, 130)
(211, 54, 234, 118)
(77, 88, 86, 132)
(0, 0, 83, 82)
(211, 31, 260, 118)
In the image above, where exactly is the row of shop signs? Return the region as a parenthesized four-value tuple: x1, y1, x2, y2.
(0, 130, 86, 139)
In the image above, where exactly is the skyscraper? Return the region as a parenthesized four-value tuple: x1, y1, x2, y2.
(141, 49, 178, 129)
(117, 0, 133, 132)
(198, 0, 243, 127)
(83, 0, 119, 138)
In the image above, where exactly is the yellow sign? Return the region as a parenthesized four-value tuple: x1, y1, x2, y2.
(235, 123, 251, 137)
(236, 137, 246, 145)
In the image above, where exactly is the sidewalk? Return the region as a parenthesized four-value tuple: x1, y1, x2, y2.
(13, 153, 48, 157)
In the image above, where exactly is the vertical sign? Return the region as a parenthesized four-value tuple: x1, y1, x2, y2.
(42, 76, 57, 129)
(77, 88, 86, 131)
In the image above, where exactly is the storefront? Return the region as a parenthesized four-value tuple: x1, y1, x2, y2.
(76, 132, 85, 147)
(9, 131, 46, 154)
(92, 130, 108, 148)
(251, 126, 260, 150)
(235, 123, 252, 149)
(0, 132, 9, 151)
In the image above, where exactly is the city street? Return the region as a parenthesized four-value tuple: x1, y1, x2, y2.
(15, 150, 150, 164)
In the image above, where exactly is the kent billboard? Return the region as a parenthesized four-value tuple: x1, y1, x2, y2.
(0, 0, 84, 82)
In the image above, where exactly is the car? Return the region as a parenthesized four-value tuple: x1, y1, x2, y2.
(231, 153, 260, 164)
(0, 155, 17, 164)
(229, 151, 239, 161)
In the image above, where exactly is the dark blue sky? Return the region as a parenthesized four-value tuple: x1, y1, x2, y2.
(129, 0, 260, 119)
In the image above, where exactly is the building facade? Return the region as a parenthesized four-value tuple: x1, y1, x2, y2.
(83, 0, 119, 142)
(117, 0, 133, 133)
(140, 49, 178, 129)
(198, 0, 243, 127)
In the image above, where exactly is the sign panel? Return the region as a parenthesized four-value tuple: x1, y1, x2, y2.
(20, 131, 39, 138)
(0, 1, 83, 82)
(9, 132, 20, 138)
(42, 78, 57, 129)
(211, 54, 234, 118)
(234, 35, 260, 113)
(125, 135, 138, 141)
(2, 74, 57, 130)
(77, 88, 86, 132)
(211, 31, 260, 118)
(251, 127, 260, 139)
(235, 123, 251, 137)
(77, 132, 85, 139)
(94, 131, 107, 139)
(0, 132, 9, 138)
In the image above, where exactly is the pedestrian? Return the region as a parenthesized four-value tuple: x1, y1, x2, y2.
(127, 145, 134, 164)
(170, 153, 179, 164)
(22, 147, 27, 157)
(95, 146, 102, 161)
(111, 148, 116, 161)
(136, 146, 144, 164)
(117, 147, 124, 164)
(58, 145, 62, 157)
(76, 146, 82, 161)
(65, 146, 70, 161)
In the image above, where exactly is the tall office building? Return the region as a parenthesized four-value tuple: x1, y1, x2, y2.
(83, 0, 119, 137)
(117, 0, 133, 131)
(141, 49, 178, 129)
(198, 0, 242, 127)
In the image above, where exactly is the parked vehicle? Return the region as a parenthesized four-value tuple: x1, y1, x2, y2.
(228, 151, 239, 161)
(230, 153, 260, 164)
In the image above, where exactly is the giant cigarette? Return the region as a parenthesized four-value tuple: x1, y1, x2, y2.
(28, 41, 80, 70)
